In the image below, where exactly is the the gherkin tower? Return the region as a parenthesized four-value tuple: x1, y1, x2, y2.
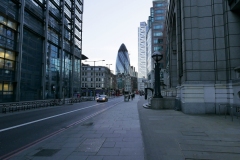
(115, 43, 130, 74)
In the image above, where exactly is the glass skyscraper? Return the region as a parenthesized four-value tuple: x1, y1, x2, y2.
(138, 22, 147, 91)
(146, 0, 168, 89)
(115, 43, 130, 75)
(0, 0, 85, 102)
(115, 43, 131, 93)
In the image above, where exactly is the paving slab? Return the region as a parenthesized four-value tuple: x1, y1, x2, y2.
(8, 95, 240, 160)
(11, 96, 144, 160)
(138, 96, 240, 160)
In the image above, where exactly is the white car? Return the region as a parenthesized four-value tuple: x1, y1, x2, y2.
(96, 95, 108, 102)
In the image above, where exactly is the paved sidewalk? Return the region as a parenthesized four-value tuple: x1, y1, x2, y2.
(138, 97, 240, 160)
(6, 96, 240, 160)
(10, 97, 144, 160)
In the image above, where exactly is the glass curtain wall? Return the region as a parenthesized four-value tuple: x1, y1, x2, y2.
(0, 0, 83, 102)
(0, 1, 18, 102)
(21, 29, 43, 101)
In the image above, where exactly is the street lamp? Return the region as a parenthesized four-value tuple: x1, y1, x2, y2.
(106, 64, 112, 97)
(152, 51, 163, 98)
(85, 60, 105, 100)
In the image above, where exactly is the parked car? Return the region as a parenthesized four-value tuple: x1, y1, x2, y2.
(96, 95, 108, 102)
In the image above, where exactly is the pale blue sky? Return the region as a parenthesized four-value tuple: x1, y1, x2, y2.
(82, 0, 153, 73)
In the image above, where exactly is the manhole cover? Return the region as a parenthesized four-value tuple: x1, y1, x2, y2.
(34, 149, 60, 157)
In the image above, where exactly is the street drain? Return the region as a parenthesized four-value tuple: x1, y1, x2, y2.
(34, 149, 60, 157)
(81, 122, 93, 126)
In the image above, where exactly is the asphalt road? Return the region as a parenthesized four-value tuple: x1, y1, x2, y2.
(0, 97, 123, 158)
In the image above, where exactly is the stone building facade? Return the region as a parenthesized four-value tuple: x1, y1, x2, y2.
(81, 64, 114, 97)
(165, 0, 240, 114)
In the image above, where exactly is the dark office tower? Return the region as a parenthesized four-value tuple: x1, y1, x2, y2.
(0, 0, 85, 102)
(115, 43, 131, 75)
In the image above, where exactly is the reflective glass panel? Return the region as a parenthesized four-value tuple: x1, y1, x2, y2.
(5, 50, 15, 60)
(0, 15, 7, 25)
(0, 58, 3, 68)
(0, 48, 4, 58)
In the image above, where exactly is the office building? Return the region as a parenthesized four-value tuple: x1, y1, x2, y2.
(115, 43, 130, 93)
(115, 43, 130, 75)
(81, 64, 114, 97)
(138, 22, 147, 92)
(146, 0, 168, 89)
(115, 43, 139, 94)
(0, 0, 85, 102)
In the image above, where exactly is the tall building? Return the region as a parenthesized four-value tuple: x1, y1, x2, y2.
(166, 0, 240, 114)
(115, 43, 139, 94)
(138, 22, 147, 92)
(115, 43, 130, 75)
(146, 0, 168, 90)
(0, 0, 86, 102)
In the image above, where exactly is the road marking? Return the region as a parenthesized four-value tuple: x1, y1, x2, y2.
(0, 103, 102, 133)
(0, 100, 123, 160)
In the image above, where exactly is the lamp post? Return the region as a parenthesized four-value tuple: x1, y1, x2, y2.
(106, 64, 112, 97)
(152, 51, 163, 98)
(85, 60, 105, 100)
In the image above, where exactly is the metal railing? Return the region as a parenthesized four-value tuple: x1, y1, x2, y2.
(218, 104, 240, 121)
(0, 97, 93, 114)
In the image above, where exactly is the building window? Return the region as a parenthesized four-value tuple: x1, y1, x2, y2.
(0, 15, 7, 25)
(155, 16, 165, 21)
(0, 15, 17, 30)
(154, 46, 163, 51)
(154, 32, 163, 36)
(0, 48, 15, 70)
(153, 25, 163, 29)
(0, 82, 13, 95)
(155, 3, 164, 7)
(154, 39, 163, 44)
(155, 9, 164, 14)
